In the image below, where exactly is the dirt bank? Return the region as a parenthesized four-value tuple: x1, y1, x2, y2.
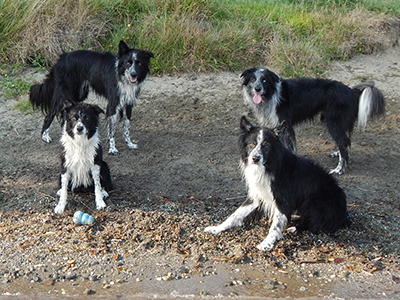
(0, 46, 399, 299)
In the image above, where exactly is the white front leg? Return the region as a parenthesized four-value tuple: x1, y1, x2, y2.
(55, 172, 70, 214)
(257, 208, 287, 251)
(91, 165, 108, 210)
(204, 199, 259, 234)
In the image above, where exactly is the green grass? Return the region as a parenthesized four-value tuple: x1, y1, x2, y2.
(0, 0, 399, 77)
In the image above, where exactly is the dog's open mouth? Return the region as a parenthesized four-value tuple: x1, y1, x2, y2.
(129, 76, 137, 83)
(253, 92, 263, 104)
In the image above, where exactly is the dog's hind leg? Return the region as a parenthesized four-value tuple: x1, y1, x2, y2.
(204, 198, 260, 234)
(41, 111, 57, 143)
(122, 104, 139, 150)
(91, 164, 108, 210)
(257, 207, 288, 251)
(326, 120, 351, 175)
(55, 172, 70, 214)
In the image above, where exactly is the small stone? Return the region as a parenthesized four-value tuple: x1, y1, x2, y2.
(65, 274, 76, 280)
(264, 284, 276, 290)
(86, 289, 96, 295)
(89, 275, 98, 281)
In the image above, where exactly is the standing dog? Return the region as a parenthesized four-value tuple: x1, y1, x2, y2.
(241, 67, 385, 174)
(205, 116, 349, 251)
(55, 102, 112, 214)
(30, 40, 154, 155)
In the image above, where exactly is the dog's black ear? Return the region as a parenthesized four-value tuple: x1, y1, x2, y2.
(240, 68, 256, 79)
(91, 105, 105, 116)
(272, 120, 286, 137)
(118, 40, 130, 56)
(240, 116, 253, 132)
(143, 50, 154, 59)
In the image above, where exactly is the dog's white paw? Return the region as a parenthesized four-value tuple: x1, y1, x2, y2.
(329, 166, 344, 175)
(204, 226, 223, 235)
(41, 130, 52, 143)
(256, 241, 274, 251)
(54, 203, 65, 214)
(126, 141, 139, 150)
(329, 151, 339, 158)
(96, 199, 107, 210)
(108, 147, 120, 155)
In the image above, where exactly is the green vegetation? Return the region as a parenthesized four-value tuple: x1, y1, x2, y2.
(0, 0, 399, 77)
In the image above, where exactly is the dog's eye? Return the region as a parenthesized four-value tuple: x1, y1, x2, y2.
(249, 142, 255, 147)
(71, 116, 78, 121)
(262, 79, 267, 83)
(136, 61, 142, 66)
(82, 115, 89, 120)
(127, 60, 133, 66)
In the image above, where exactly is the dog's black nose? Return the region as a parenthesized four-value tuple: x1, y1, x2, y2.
(254, 86, 262, 93)
(252, 156, 260, 164)
(76, 125, 84, 133)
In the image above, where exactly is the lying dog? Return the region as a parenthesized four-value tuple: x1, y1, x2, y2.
(55, 102, 112, 214)
(205, 116, 349, 251)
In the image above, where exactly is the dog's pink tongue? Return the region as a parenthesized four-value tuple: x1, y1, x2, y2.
(253, 92, 262, 104)
(130, 77, 137, 83)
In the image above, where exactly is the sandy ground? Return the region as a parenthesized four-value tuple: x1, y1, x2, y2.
(0, 45, 400, 299)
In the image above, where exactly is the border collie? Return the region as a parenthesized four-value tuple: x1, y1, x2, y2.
(30, 40, 154, 155)
(241, 67, 385, 174)
(204, 116, 349, 251)
(55, 102, 112, 214)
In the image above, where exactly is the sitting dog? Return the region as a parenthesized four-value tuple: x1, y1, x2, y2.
(55, 102, 112, 214)
(205, 116, 349, 251)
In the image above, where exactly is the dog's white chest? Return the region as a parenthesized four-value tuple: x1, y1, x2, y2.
(61, 132, 99, 189)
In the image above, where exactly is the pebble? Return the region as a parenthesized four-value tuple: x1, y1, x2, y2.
(86, 289, 96, 295)
(65, 274, 76, 280)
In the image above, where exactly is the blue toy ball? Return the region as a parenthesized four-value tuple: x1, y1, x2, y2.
(73, 211, 95, 225)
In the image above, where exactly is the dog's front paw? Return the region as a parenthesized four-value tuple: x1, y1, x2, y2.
(126, 141, 139, 150)
(204, 226, 223, 235)
(54, 203, 65, 214)
(108, 147, 120, 155)
(256, 241, 274, 251)
(96, 199, 107, 210)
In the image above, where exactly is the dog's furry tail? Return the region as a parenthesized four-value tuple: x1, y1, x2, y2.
(352, 82, 385, 128)
(29, 74, 55, 114)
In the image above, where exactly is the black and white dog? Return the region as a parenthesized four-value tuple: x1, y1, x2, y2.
(30, 40, 154, 155)
(241, 67, 385, 174)
(204, 116, 349, 251)
(55, 102, 112, 214)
